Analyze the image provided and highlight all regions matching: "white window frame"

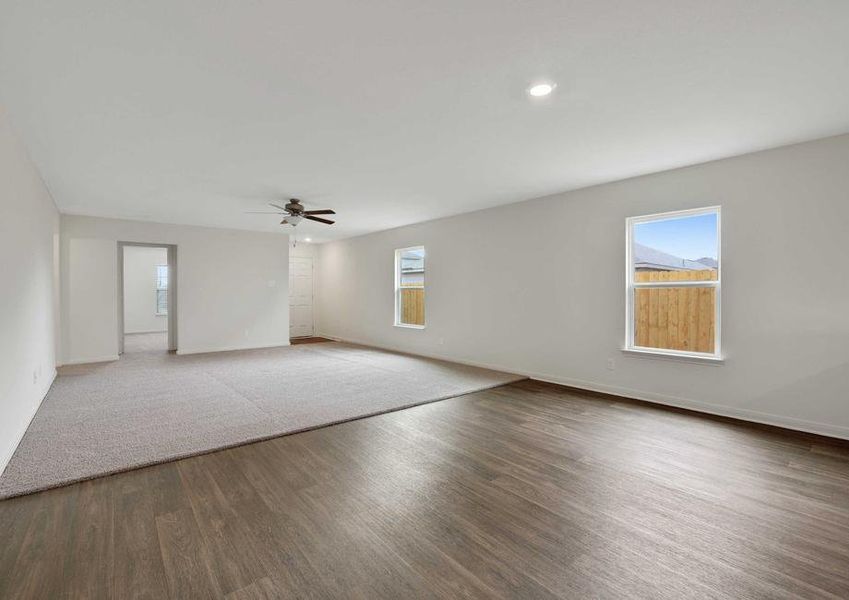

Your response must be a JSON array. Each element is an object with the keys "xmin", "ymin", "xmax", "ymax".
[
  {"xmin": 624, "ymin": 206, "xmax": 722, "ymax": 362},
  {"xmin": 394, "ymin": 246, "xmax": 425, "ymax": 329},
  {"xmin": 156, "ymin": 264, "xmax": 168, "ymax": 316}
]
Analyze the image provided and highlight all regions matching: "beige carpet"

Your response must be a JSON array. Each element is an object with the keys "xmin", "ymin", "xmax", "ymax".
[
  {"xmin": 123, "ymin": 331, "xmax": 168, "ymax": 352},
  {"xmin": 0, "ymin": 342, "xmax": 523, "ymax": 499}
]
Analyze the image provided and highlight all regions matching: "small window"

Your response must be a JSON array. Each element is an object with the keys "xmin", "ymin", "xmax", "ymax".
[
  {"xmin": 626, "ymin": 207, "xmax": 720, "ymax": 358},
  {"xmin": 156, "ymin": 264, "xmax": 168, "ymax": 315},
  {"xmin": 395, "ymin": 246, "xmax": 425, "ymax": 328}
]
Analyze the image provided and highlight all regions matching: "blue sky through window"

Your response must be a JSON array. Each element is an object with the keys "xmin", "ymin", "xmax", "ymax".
[{"xmin": 634, "ymin": 213, "xmax": 717, "ymax": 260}]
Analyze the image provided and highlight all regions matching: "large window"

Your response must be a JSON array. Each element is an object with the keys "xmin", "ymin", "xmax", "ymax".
[
  {"xmin": 156, "ymin": 264, "xmax": 168, "ymax": 315},
  {"xmin": 626, "ymin": 207, "xmax": 720, "ymax": 359},
  {"xmin": 395, "ymin": 246, "xmax": 425, "ymax": 327}
]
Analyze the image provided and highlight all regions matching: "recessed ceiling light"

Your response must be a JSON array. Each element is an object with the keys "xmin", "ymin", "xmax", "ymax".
[
  {"xmin": 528, "ymin": 82, "xmax": 555, "ymax": 97},
  {"xmin": 304, "ymin": 237, "xmax": 312, "ymax": 242}
]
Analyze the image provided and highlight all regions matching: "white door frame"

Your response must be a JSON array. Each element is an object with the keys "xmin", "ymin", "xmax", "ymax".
[{"xmin": 118, "ymin": 242, "xmax": 178, "ymax": 353}]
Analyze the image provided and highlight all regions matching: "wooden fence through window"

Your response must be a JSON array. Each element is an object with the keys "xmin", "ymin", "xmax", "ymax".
[
  {"xmin": 634, "ymin": 269, "xmax": 716, "ymax": 353},
  {"xmin": 400, "ymin": 287, "xmax": 425, "ymax": 326}
]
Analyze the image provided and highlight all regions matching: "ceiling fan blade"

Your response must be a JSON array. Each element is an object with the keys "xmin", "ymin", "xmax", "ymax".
[
  {"xmin": 304, "ymin": 215, "xmax": 335, "ymax": 225},
  {"xmin": 245, "ymin": 211, "xmax": 285, "ymax": 214},
  {"xmin": 269, "ymin": 202, "xmax": 287, "ymax": 211},
  {"xmin": 303, "ymin": 209, "xmax": 336, "ymax": 215},
  {"xmin": 280, "ymin": 219, "xmax": 289, "ymax": 225}
]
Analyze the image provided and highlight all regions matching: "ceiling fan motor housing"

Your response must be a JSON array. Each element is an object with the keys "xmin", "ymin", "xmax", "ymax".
[{"xmin": 285, "ymin": 199, "xmax": 304, "ymax": 214}]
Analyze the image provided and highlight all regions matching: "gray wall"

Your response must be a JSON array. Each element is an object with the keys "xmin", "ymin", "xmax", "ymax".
[
  {"xmin": 317, "ymin": 134, "xmax": 849, "ymax": 439},
  {"xmin": 0, "ymin": 110, "xmax": 60, "ymax": 473},
  {"xmin": 61, "ymin": 215, "xmax": 290, "ymax": 362}
]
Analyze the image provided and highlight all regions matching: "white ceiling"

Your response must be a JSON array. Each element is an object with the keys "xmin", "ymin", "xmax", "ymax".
[{"xmin": 2, "ymin": 1, "xmax": 848, "ymax": 242}]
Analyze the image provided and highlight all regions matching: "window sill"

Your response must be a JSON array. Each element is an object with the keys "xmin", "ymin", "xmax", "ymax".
[
  {"xmin": 622, "ymin": 347, "xmax": 724, "ymax": 365},
  {"xmin": 394, "ymin": 323, "xmax": 425, "ymax": 330}
]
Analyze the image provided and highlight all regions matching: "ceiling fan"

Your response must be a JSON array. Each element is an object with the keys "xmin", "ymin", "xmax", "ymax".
[{"xmin": 246, "ymin": 198, "xmax": 335, "ymax": 226}]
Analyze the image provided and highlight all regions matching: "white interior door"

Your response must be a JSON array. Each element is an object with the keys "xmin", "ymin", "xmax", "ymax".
[{"xmin": 289, "ymin": 256, "xmax": 313, "ymax": 338}]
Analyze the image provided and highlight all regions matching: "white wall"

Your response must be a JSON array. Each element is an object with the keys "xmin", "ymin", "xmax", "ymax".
[
  {"xmin": 0, "ymin": 109, "xmax": 60, "ymax": 473},
  {"xmin": 317, "ymin": 134, "xmax": 849, "ymax": 439},
  {"xmin": 123, "ymin": 246, "xmax": 168, "ymax": 334},
  {"xmin": 61, "ymin": 215, "xmax": 289, "ymax": 363}
]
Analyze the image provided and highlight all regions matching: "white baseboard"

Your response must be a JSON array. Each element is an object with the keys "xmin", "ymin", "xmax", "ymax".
[
  {"xmin": 527, "ymin": 372, "xmax": 849, "ymax": 441},
  {"xmin": 60, "ymin": 354, "xmax": 120, "ymax": 366},
  {"xmin": 0, "ymin": 369, "xmax": 57, "ymax": 476},
  {"xmin": 176, "ymin": 341, "xmax": 291, "ymax": 356},
  {"xmin": 319, "ymin": 332, "xmax": 849, "ymax": 441},
  {"xmin": 318, "ymin": 333, "xmax": 527, "ymax": 376}
]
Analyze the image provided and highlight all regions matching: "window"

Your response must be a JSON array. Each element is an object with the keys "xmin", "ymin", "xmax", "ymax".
[
  {"xmin": 395, "ymin": 246, "xmax": 425, "ymax": 327},
  {"xmin": 156, "ymin": 264, "xmax": 168, "ymax": 315},
  {"xmin": 626, "ymin": 207, "xmax": 720, "ymax": 359}
]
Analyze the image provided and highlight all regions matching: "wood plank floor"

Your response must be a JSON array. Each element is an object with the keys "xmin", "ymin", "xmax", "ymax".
[{"xmin": 1, "ymin": 379, "xmax": 848, "ymax": 599}]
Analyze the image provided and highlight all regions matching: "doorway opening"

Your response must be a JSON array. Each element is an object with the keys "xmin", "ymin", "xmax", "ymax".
[{"xmin": 118, "ymin": 243, "xmax": 178, "ymax": 355}]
